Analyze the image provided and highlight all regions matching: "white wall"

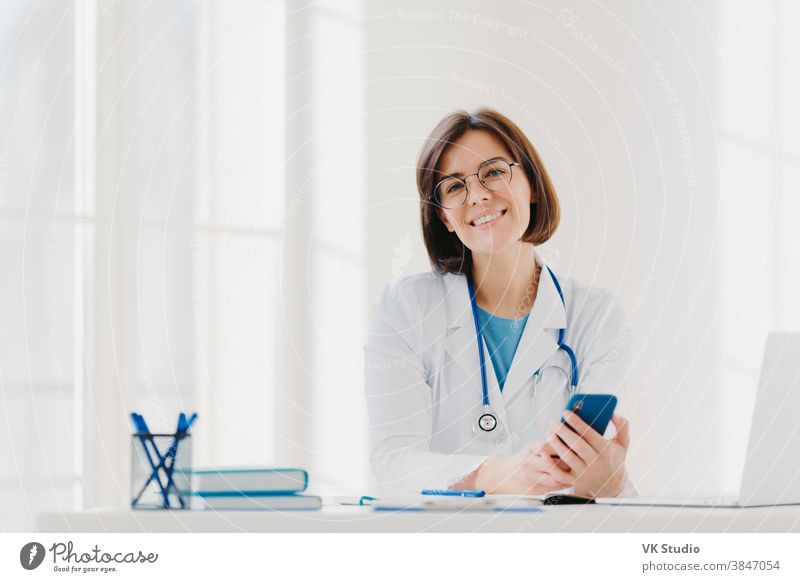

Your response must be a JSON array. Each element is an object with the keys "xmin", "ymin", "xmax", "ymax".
[{"xmin": 364, "ymin": 0, "xmax": 800, "ymax": 494}]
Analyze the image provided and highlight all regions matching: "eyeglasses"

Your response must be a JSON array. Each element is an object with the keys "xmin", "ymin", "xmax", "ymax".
[{"xmin": 434, "ymin": 158, "xmax": 520, "ymax": 209}]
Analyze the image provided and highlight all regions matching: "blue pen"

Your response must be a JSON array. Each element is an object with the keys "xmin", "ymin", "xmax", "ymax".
[
  {"xmin": 164, "ymin": 411, "xmax": 198, "ymax": 508},
  {"xmin": 420, "ymin": 489, "xmax": 485, "ymax": 497},
  {"xmin": 130, "ymin": 413, "xmax": 171, "ymax": 506},
  {"xmin": 184, "ymin": 412, "xmax": 198, "ymax": 431}
]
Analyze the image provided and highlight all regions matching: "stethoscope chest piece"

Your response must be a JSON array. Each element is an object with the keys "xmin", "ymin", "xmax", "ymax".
[{"xmin": 473, "ymin": 408, "xmax": 502, "ymax": 440}]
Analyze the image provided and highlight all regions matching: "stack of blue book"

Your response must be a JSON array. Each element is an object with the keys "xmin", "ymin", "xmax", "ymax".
[{"xmin": 184, "ymin": 468, "xmax": 321, "ymax": 510}]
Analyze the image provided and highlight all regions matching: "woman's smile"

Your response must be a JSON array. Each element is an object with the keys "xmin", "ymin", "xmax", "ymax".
[{"xmin": 468, "ymin": 207, "xmax": 507, "ymax": 229}]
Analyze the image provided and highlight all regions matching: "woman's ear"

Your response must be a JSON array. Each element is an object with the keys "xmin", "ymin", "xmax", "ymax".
[{"xmin": 436, "ymin": 208, "xmax": 455, "ymax": 233}]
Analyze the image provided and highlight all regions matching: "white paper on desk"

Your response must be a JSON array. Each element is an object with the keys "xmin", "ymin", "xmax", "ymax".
[
  {"xmin": 483, "ymin": 494, "xmax": 545, "ymax": 505},
  {"xmin": 372, "ymin": 496, "xmax": 543, "ymax": 511}
]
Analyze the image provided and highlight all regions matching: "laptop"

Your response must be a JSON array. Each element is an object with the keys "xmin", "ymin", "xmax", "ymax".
[{"xmin": 596, "ymin": 332, "xmax": 800, "ymax": 508}]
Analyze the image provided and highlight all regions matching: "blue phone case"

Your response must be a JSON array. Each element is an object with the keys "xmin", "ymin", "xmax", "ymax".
[{"xmin": 562, "ymin": 393, "xmax": 617, "ymax": 435}]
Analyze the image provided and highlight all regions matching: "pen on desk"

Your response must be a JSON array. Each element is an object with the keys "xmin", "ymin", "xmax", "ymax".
[{"xmin": 420, "ymin": 489, "xmax": 485, "ymax": 497}]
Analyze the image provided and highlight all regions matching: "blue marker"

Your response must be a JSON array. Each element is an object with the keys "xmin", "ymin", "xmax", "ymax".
[{"xmin": 420, "ymin": 489, "xmax": 485, "ymax": 498}]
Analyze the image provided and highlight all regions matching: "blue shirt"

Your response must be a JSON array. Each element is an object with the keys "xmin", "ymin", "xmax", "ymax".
[{"xmin": 475, "ymin": 305, "xmax": 530, "ymax": 392}]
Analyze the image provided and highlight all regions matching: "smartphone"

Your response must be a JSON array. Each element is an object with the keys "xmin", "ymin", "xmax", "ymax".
[{"xmin": 561, "ymin": 393, "xmax": 617, "ymax": 436}]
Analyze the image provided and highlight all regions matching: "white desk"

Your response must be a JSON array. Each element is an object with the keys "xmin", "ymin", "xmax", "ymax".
[{"xmin": 37, "ymin": 504, "xmax": 800, "ymax": 533}]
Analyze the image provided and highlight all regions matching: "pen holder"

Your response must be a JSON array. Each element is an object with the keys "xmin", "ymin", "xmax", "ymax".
[{"xmin": 130, "ymin": 431, "xmax": 192, "ymax": 510}]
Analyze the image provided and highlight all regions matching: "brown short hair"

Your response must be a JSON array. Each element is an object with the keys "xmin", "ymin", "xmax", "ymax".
[{"xmin": 416, "ymin": 108, "xmax": 560, "ymax": 274}]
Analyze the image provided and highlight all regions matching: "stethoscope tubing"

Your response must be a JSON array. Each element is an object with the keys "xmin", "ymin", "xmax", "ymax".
[{"xmin": 468, "ymin": 266, "xmax": 579, "ymax": 437}]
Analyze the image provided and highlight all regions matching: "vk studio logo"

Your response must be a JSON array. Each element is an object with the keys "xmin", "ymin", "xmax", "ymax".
[{"xmin": 20, "ymin": 542, "xmax": 46, "ymax": 570}]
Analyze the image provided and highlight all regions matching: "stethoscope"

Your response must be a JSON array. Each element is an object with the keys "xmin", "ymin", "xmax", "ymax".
[{"xmin": 468, "ymin": 266, "xmax": 579, "ymax": 441}]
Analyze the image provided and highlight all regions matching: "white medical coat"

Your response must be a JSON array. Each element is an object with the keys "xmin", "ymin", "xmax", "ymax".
[{"xmin": 363, "ymin": 254, "xmax": 635, "ymax": 496}]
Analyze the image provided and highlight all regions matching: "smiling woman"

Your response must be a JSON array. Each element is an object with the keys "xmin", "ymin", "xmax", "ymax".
[
  {"xmin": 363, "ymin": 108, "xmax": 636, "ymax": 498},
  {"xmin": 417, "ymin": 109, "xmax": 560, "ymax": 276}
]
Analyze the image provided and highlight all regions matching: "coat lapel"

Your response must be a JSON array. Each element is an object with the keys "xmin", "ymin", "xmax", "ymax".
[
  {"xmin": 442, "ymin": 274, "xmax": 482, "ymax": 396},
  {"xmin": 442, "ymin": 275, "xmax": 512, "ymax": 443},
  {"xmin": 500, "ymin": 265, "xmax": 567, "ymax": 405}
]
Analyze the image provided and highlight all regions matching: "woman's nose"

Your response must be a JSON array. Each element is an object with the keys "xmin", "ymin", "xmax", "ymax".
[{"xmin": 465, "ymin": 175, "xmax": 491, "ymax": 205}]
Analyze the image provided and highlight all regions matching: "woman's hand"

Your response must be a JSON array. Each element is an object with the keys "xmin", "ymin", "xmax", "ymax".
[
  {"xmin": 537, "ymin": 413, "xmax": 630, "ymax": 498},
  {"xmin": 470, "ymin": 443, "xmax": 572, "ymax": 495}
]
